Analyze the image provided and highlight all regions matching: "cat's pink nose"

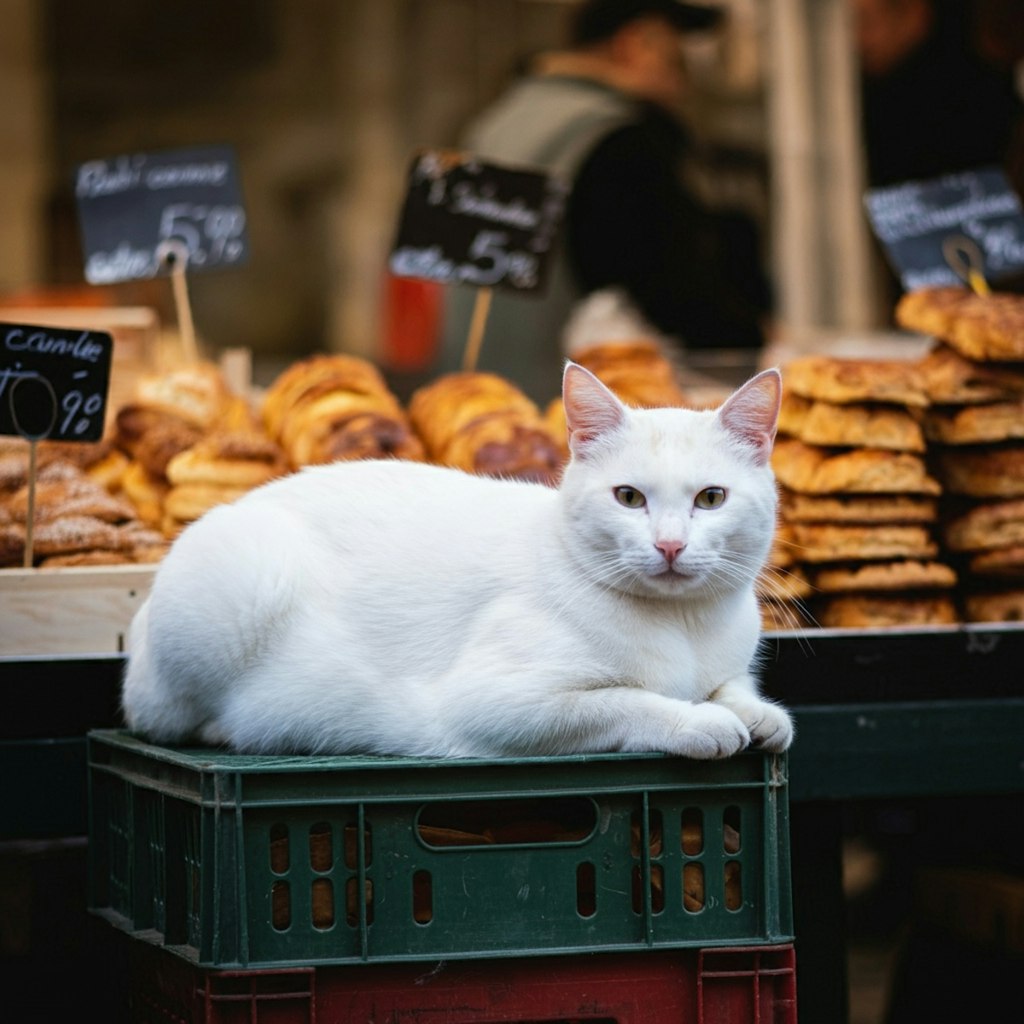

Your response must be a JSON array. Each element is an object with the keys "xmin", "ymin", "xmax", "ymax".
[{"xmin": 656, "ymin": 539, "xmax": 684, "ymax": 564}]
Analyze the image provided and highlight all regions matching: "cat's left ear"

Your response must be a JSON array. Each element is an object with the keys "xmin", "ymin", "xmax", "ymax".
[
  {"xmin": 563, "ymin": 361, "xmax": 626, "ymax": 458},
  {"xmin": 717, "ymin": 368, "xmax": 782, "ymax": 466}
]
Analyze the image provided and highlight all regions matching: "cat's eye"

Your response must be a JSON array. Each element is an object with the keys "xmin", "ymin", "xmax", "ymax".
[
  {"xmin": 614, "ymin": 486, "xmax": 646, "ymax": 509},
  {"xmin": 695, "ymin": 487, "xmax": 727, "ymax": 510}
]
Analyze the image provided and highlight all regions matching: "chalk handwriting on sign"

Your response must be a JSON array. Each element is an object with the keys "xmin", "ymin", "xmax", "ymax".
[
  {"xmin": 74, "ymin": 144, "xmax": 249, "ymax": 285},
  {"xmin": 0, "ymin": 322, "xmax": 113, "ymax": 442},
  {"xmin": 389, "ymin": 151, "xmax": 568, "ymax": 293},
  {"xmin": 864, "ymin": 166, "xmax": 1024, "ymax": 290}
]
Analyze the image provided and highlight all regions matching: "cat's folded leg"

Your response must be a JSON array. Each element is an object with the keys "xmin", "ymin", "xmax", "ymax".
[
  {"xmin": 450, "ymin": 684, "xmax": 752, "ymax": 760},
  {"xmin": 708, "ymin": 676, "xmax": 795, "ymax": 752}
]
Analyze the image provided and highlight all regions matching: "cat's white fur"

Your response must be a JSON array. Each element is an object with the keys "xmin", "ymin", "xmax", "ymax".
[{"xmin": 122, "ymin": 363, "xmax": 793, "ymax": 759}]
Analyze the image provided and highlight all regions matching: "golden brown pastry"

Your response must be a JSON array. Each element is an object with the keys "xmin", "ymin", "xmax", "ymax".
[
  {"xmin": 86, "ymin": 447, "xmax": 131, "ymax": 493},
  {"xmin": 767, "ymin": 523, "xmax": 798, "ymax": 568},
  {"xmin": 917, "ymin": 344, "xmax": 1024, "ymax": 405},
  {"xmin": 964, "ymin": 590, "xmax": 1024, "ymax": 622},
  {"xmin": 772, "ymin": 438, "xmax": 941, "ymax": 495},
  {"xmin": 0, "ymin": 524, "xmax": 25, "ymax": 567},
  {"xmin": 968, "ymin": 544, "xmax": 1024, "ymax": 578},
  {"xmin": 760, "ymin": 600, "xmax": 818, "ymax": 632},
  {"xmin": 409, "ymin": 371, "xmax": 564, "ymax": 484},
  {"xmin": 263, "ymin": 354, "xmax": 425, "ymax": 467},
  {"xmin": 782, "ymin": 355, "xmax": 929, "ymax": 407},
  {"xmin": 120, "ymin": 462, "xmax": 169, "ymax": 529},
  {"xmin": 779, "ymin": 490, "xmax": 938, "ymax": 524},
  {"xmin": 130, "ymin": 420, "xmax": 205, "ymax": 479},
  {"xmin": 132, "ymin": 361, "xmax": 233, "ymax": 430},
  {"xmin": 923, "ymin": 399, "xmax": 1024, "ymax": 445},
  {"xmin": 6, "ymin": 475, "xmax": 137, "ymax": 525},
  {"xmin": 788, "ymin": 523, "xmax": 938, "ymax": 562},
  {"xmin": 937, "ymin": 444, "xmax": 1024, "ymax": 497},
  {"xmin": 166, "ymin": 432, "xmax": 289, "ymax": 490},
  {"xmin": 895, "ymin": 285, "xmax": 974, "ymax": 339},
  {"xmin": 816, "ymin": 594, "xmax": 958, "ymax": 629},
  {"xmin": 945, "ymin": 291, "xmax": 1024, "ymax": 362},
  {"xmin": 29, "ymin": 515, "xmax": 124, "ymax": 558},
  {"xmin": 163, "ymin": 483, "xmax": 252, "ymax": 525},
  {"xmin": 779, "ymin": 393, "xmax": 926, "ymax": 452},
  {"xmin": 942, "ymin": 499, "xmax": 1024, "ymax": 551},
  {"xmin": 811, "ymin": 560, "xmax": 956, "ymax": 593},
  {"xmin": 571, "ymin": 339, "xmax": 689, "ymax": 408},
  {"xmin": 756, "ymin": 563, "xmax": 813, "ymax": 602}
]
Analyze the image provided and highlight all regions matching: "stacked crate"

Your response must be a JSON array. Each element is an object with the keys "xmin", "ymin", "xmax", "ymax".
[{"xmin": 87, "ymin": 730, "xmax": 797, "ymax": 1022}]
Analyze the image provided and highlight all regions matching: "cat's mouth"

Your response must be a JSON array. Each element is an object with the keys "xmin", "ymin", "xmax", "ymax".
[{"xmin": 650, "ymin": 565, "xmax": 695, "ymax": 582}]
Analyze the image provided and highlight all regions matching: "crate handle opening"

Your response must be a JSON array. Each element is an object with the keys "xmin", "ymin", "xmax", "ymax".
[{"xmin": 416, "ymin": 796, "xmax": 598, "ymax": 849}]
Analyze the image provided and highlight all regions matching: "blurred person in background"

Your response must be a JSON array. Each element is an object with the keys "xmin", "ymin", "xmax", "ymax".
[
  {"xmin": 438, "ymin": 0, "xmax": 772, "ymax": 404},
  {"xmin": 853, "ymin": 0, "xmax": 1022, "ymax": 188},
  {"xmin": 852, "ymin": 0, "xmax": 1024, "ymax": 303}
]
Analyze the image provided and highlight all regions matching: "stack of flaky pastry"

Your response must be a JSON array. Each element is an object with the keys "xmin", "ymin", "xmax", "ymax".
[
  {"xmin": 768, "ymin": 355, "xmax": 957, "ymax": 629},
  {"xmin": 113, "ymin": 361, "xmax": 289, "ymax": 538},
  {"xmin": 897, "ymin": 285, "xmax": 1024, "ymax": 623}
]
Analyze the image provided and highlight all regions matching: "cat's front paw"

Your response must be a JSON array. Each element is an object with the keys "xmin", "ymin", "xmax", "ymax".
[
  {"xmin": 669, "ymin": 703, "xmax": 750, "ymax": 760},
  {"xmin": 733, "ymin": 700, "xmax": 794, "ymax": 752}
]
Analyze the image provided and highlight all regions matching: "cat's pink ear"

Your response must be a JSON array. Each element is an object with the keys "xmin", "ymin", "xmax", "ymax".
[
  {"xmin": 717, "ymin": 368, "xmax": 781, "ymax": 465},
  {"xmin": 563, "ymin": 362, "xmax": 625, "ymax": 457}
]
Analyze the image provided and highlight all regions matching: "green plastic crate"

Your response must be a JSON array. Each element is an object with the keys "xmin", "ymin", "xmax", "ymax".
[{"xmin": 87, "ymin": 729, "xmax": 792, "ymax": 969}]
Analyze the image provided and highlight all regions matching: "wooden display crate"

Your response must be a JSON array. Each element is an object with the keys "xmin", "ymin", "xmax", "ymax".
[{"xmin": 0, "ymin": 564, "xmax": 155, "ymax": 656}]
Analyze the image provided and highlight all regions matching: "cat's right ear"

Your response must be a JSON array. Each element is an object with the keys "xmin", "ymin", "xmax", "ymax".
[{"xmin": 563, "ymin": 362, "xmax": 626, "ymax": 458}]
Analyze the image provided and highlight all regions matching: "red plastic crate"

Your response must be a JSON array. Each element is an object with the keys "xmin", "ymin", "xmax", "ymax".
[{"xmin": 121, "ymin": 936, "xmax": 797, "ymax": 1023}]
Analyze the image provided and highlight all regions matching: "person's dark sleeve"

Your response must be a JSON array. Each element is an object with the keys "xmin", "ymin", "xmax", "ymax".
[{"xmin": 566, "ymin": 121, "xmax": 770, "ymax": 349}]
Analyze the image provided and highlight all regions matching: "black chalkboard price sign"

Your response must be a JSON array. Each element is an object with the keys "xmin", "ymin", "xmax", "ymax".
[
  {"xmin": 74, "ymin": 144, "xmax": 249, "ymax": 285},
  {"xmin": 0, "ymin": 322, "xmax": 113, "ymax": 443},
  {"xmin": 389, "ymin": 150, "xmax": 568, "ymax": 294},
  {"xmin": 864, "ymin": 166, "xmax": 1024, "ymax": 290}
]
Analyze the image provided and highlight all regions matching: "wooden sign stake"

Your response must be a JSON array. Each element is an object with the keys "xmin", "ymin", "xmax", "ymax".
[
  {"xmin": 156, "ymin": 240, "xmax": 200, "ymax": 364},
  {"xmin": 462, "ymin": 286, "xmax": 493, "ymax": 372},
  {"xmin": 23, "ymin": 440, "xmax": 38, "ymax": 568},
  {"xmin": 942, "ymin": 234, "xmax": 991, "ymax": 296},
  {"xmin": 8, "ymin": 374, "xmax": 58, "ymax": 569}
]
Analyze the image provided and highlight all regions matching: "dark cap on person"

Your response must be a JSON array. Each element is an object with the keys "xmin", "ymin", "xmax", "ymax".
[{"xmin": 571, "ymin": 0, "xmax": 724, "ymax": 45}]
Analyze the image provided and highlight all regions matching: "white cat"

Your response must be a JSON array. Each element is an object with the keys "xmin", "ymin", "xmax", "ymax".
[{"xmin": 122, "ymin": 362, "xmax": 793, "ymax": 759}]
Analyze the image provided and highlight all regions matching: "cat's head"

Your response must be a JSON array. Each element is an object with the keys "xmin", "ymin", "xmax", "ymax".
[{"xmin": 557, "ymin": 362, "xmax": 781, "ymax": 601}]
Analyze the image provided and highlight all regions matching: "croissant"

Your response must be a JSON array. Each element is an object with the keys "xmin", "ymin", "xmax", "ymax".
[
  {"xmin": 408, "ymin": 372, "xmax": 564, "ymax": 484},
  {"xmin": 545, "ymin": 339, "xmax": 689, "ymax": 446},
  {"xmin": 262, "ymin": 354, "xmax": 425, "ymax": 467},
  {"xmin": 572, "ymin": 339, "xmax": 690, "ymax": 409}
]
